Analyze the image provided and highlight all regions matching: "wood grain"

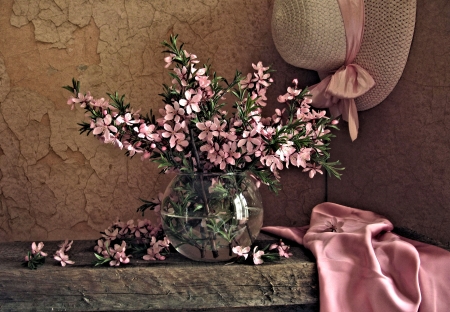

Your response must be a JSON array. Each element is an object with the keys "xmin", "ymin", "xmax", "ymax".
[{"xmin": 0, "ymin": 237, "xmax": 319, "ymax": 311}]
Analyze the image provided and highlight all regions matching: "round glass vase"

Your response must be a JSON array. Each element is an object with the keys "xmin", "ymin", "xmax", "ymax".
[{"xmin": 160, "ymin": 172, "xmax": 264, "ymax": 262}]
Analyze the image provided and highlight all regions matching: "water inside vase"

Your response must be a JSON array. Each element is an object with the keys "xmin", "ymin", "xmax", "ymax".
[{"xmin": 162, "ymin": 207, "xmax": 263, "ymax": 262}]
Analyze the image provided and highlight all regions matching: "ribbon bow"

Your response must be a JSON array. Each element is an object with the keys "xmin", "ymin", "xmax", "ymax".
[
  {"xmin": 310, "ymin": 64, "xmax": 375, "ymax": 141},
  {"xmin": 309, "ymin": 0, "xmax": 375, "ymax": 141}
]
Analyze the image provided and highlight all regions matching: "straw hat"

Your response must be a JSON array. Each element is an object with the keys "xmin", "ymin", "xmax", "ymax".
[{"xmin": 272, "ymin": 0, "xmax": 416, "ymax": 112}]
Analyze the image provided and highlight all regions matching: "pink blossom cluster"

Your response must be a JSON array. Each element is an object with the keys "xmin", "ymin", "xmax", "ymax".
[
  {"xmin": 94, "ymin": 217, "xmax": 169, "ymax": 266},
  {"xmin": 269, "ymin": 240, "xmax": 293, "ymax": 258},
  {"xmin": 101, "ymin": 218, "xmax": 164, "ymax": 244},
  {"xmin": 53, "ymin": 239, "xmax": 75, "ymax": 266},
  {"xmin": 24, "ymin": 242, "xmax": 47, "ymax": 261},
  {"xmin": 232, "ymin": 239, "xmax": 292, "ymax": 265},
  {"xmin": 94, "ymin": 240, "xmax": 131, "ymax": 266},
  {"xmin": 65, "ymin": 35, "xmax": 342, "ymax": 191},
  {"xmin": 23, "ymin": 241, "xmax": 48, "ymax": 269},
  {"xmin": 142, "ymin": 236, "xmax": 171, "ymax": 261},
  {"xmin": 23, "ymin": 240, "xmax": 75, "ymax": 269}
]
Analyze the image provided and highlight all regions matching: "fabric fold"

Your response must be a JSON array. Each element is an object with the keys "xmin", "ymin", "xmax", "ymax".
[{"xmin": 262, "ymin": 202, "xmax": 450, "ymax": 312}]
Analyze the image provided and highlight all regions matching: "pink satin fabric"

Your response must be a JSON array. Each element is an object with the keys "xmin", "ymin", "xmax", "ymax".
[
  {"xmin": 309, "ymin": 0, "xmax": 375, "ymax": 141},
  {"xmin": 263, "ymin": 202, "xmax": 450, "ymax": 312}
]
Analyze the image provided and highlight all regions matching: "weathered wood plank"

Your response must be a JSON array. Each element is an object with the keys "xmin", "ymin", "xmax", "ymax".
[{"xmin": 0, "ymin": 236, "xmax": 318, "ymax": 311}]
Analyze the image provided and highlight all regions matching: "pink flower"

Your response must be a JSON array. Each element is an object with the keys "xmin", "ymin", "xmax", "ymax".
[
  {"xmin": 271, "ymin": 108, "xmax": 285, "ymax": 124},
  {"xmin": 123, "ymin": 141, "xmax": 143, "ymax": 157},
  {"xmin": 254, "ymin": 88, "xmax": 268, "ymax": 107},
  {"xmin": 252, "ymin": 68, "xmax": 272, "ymax": 91},
  {"xmin": 276, "ymin": 143, "xmax": 296, "ymax": 167},
  {"xmin": 91, "ymin": 97, "xmax": 113, "ymax": 109},
  {"xmin": 252, "ymin": 61, "xmax": 270, "ymax": 72},
  {"xmin": 143, "ymin": 237, "xmax": 170, "ymax": 261},
  {"xmin": 115, "ymin": 112, "xmax": 140, "ymax": 126},
  {"xmin": 161, "ymin": 123, "xmax": 185, "ymax": 147},
  {"xmin": 218, "ymin": 142, "xmax": 241, "ymax": 168},
  {"xmin": 277, "ymin": 94, "xmax": 288, "ymax": 103},
  {"xmin": 325, "ymin": 217, "xmax": 344, "ymax": 233},
  {"xmin": 240, "ymin": 73, "xmax": 254, "ymax": 89},
  {"xmin": 287, "ymin": 86, "xmax": 301, "ymax": 98},
  {"xmin": 195, "ymin": 75, "xmax": 211, "ymax": 89},
  {"xmin": 196, "ymin": 120, "xmax": 219, "ymax": 144},
  {"xmin": 184, "ymin": 50, "xmax": 199, "ymax": 64},
  {"xmin": 150, "ymin": 193, "xmax": 164, "ymax": 212},
  {"xmin": 232, "ymin": 246, "xmax": 250, "ymax": 260},
  {"xmin": 277, "ymin": 80, "xmax": 301, "ymax": 103},
  {"xmin": 54, "ymin": 250, "xmax": 75, "ymax": 266},
  {"xmin": 289, "ymin": 148, "xmax": 312, "ymax": 169},
  {"xmin": 67, "ymin": 92, "xmax": 92, "ymax": 110},
  {"xmin": 94, "ymin": 239, "xmax": 106, "ymax": 254},
  {"xmin": 164, "ymin": 53, "xmax": 176, "ymax": 68},
  {"xmin": 110, "ymin": 241, "xmax": 130, "ymax": 266},
  {"xmin": 173, "ymin": 66, "xmax": 188, "ymax": 87},
  {"xmin": 161, "ymin": 122, "xmax": 188, "ymax": 151},
  {"xmin": 138, "ymin": 123, "xmax": 160, "ymax": 142},
  {"xmin": 200, "ymin": 142, "xmax": 220, "ymax": 164},
  {"xmin": 252, "ymin": 247, "xmax": 265, "ymax": 265},
  {"xmin": 310, "ymin": 109, "xmax": 327, "ymax": 120},
  {"xmin": 92, "ymin": 114, "xmax": 117, "ymax": 137},
  {"xmin": 260, "ymin": 154, "xmax": 284, "ymax": 172},
  {"xmin": 102, "ymin": 132, "xmax": 123, "ymax": 149},
  {"xmin": 178, "ymin": 90, "xmax": 202, "ymax": 115},
  {"xmin": 31, "ymin": 242, "xmax": 48, "ymax": 256},
  {"xmin": 141, "ymin": 150, "xmax": 151, "ymax": 160},
  {"xmin": 238, "ymin": 129, "xmax": 261, "ymax": 154},
  {"xmin": 191, "ymin": 66, "xmax": 206, "ymax": 76},
  {"xmin": 303, "ymin": 163, "xmax": 323, "ymax": 178},
  {"xmin": 102, "ymin": 228, "xmax": 119, "ymax": 240},
  {"xmin": 58, "ymin": 239, "xmax": 73, "ymax": 253},
  {"xmin": 164, "ymin": 102, "xmax": 185, "ymax": 122},
  {"xmin": 134, "ymin": 219, "xmax": 149, "ymax": 238},
  {"xmin": 277, "ymin": 241, "xmax": 293, "ymax": 258},
  {"xmin": 213, "ymin": 118, "xmax": 229, "ymax": 139}
]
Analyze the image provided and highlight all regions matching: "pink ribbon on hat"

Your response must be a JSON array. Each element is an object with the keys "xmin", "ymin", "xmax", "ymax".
[{"xmin": 309, "ymin": 0, "xmax": 375, "ymax": 141}]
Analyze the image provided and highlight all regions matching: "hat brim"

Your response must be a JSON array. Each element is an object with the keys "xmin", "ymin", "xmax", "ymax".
[
  {"xmin": 272, "ymin": 0, "xmax": 417, "ymax": 111},
  {"xmin": 355, "ymin": 0, "xmax": 416, "ymax": 111}
]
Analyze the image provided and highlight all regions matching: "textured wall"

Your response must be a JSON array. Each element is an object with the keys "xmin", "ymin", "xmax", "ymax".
[
  {"xmin": 1, "ymin": 0, "xmax": 447, "ymax": 245},
  {"xmin": 0, "ymin": 0, "xmax": 323, "ymax": 242},
  {"xmin": 327, "ymin": 0, "xmax": 450, "ymax": 245}
]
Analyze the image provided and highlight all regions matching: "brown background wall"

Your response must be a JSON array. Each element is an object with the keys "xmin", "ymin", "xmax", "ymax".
[
  {"xmin": 0, "ymin": 0, "xmax": 448, "ymax": 245},
  {"xmin": 328, "ymin": 0, "xmax": 450, "ymax": 245}
]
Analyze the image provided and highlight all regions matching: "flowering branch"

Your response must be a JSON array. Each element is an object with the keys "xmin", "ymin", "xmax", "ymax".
[
  {"xmin": 54, "ymin": 239, "xmax": 75, "ymax": 266},
  {"xmin": 22, "ymin": 242, "xmax": 47, "ymax": 270},
  {"xmin": 63, "ymin": 34, "xmax": 343, "ymax": 203},
  {"xmin": 22, "ymin": 240, "xmax": 75, "ymax": 269},
  {"xmin": 230, "ymin": 239, "xmax": 293, "ymax": 265},
  {"xmin": 63, "ymin": 34, "xmax": 344, "ymax": 261},
  {"xmin": 92, "ymin": 218, "xmax": 170, "ymax": 266}
]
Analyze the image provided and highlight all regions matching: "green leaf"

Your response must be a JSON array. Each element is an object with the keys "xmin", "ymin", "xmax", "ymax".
[{"xmin": 193, "ymin": 203, "xmax": 203, "ymax": 212}]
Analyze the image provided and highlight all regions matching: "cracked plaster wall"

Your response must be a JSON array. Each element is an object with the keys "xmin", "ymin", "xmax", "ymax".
[
  {"xmin": 0, "ymin": 0, "xmax": 448, "ymax": 245},
  {"xmin": 0, "ymin": 0, "xmax": 322, "ymax": 242}
]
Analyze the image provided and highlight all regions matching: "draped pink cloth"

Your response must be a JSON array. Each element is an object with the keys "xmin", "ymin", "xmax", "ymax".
[
  {"xmin": 309, "ymin": 0, "xmax": 375, "ymax": 141},
  {"xmin": 263, "ymin": 202, "xmax": 450, "ymax": 312}
]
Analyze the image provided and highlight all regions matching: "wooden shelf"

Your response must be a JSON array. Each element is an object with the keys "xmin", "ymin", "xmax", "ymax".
[{"xmin": 0, "ymin": 234, "xmax": 319, "ymax": 311}]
